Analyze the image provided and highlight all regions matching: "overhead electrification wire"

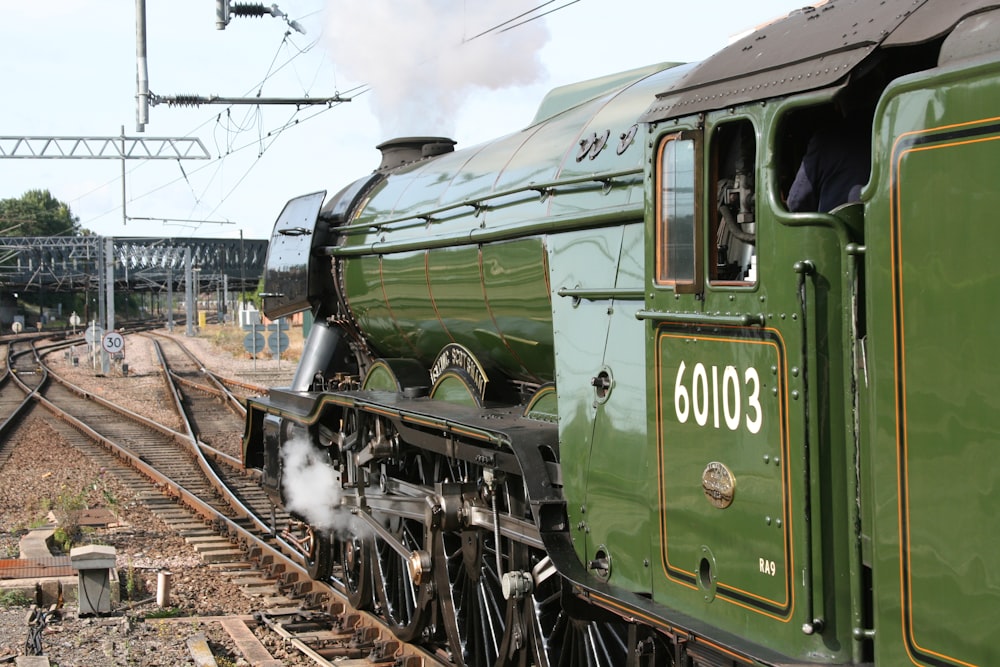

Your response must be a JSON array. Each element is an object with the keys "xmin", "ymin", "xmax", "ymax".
[
  {"xmin": 498, "ymin": 1, "xmax": 581, "ymax": 34},
  {"xmin": 462, "ymin": 0, "xmax": 579, "ymax": 42}
]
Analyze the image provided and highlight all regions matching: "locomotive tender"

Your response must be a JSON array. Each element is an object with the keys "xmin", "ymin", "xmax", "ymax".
[{"xmin": 243, "ymin": 1, "xmax": 1000, "ymax": 664}]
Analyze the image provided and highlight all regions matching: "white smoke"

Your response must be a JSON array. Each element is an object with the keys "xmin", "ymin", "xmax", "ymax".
[
  {"xmin": 324, "ymin": 1, "xmax": 550, "ymax": 137},
  {"xmin": 281, "ymin": 434, "xmax": 349, "ymax": 532}
]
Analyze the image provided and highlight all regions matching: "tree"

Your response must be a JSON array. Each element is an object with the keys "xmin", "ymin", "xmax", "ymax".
[{"xmin": 0, "ymin": 189, "xmax": 82, "ymax": 236}]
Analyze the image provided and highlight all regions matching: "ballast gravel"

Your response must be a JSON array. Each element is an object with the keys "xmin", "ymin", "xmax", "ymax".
[{"xmin": 0, "ymin": 328, "xmax": 309, "ymax": 666}]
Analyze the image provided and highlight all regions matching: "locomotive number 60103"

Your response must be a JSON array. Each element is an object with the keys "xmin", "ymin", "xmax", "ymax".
[{"xmin": 673, "ymin": 361, "xmax": 763, "ymax": 434}]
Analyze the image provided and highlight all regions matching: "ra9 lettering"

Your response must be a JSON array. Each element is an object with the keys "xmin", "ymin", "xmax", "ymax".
[{"xmin": 673, "ymin": 361, "xmax": 762, "ymax": 434}]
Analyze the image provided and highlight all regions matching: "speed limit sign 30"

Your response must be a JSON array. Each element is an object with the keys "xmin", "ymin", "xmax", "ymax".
[{"xmin": 102, "ymin": 332, "xmax": 125, "ymax": 354}]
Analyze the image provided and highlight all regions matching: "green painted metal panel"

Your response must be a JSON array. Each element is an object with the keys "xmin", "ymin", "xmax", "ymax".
[
  {"xmin": 343, "ymin": 241, "xmax": 555, "ymax": 384},
  {"xmin": 654, "ymin": 329, "xmax": 791, "ymax": 614},
  {"xmin": 363, "ymin": 361, "xmax": 399, "ymax": 391},
  {"xmin": 577, "ymin": 223, "xmax": 651, "ymax": 592},
  {"xmin": 429, "ymin": 373, "xmax": 480, "ymax": 406},
  {"xmin": 343, "ymin": 252, "xmax": 427, "ymax": 358},
  {"xmin": 866, "ymin": 67, "xmax": 1000, "ymax": 667},
  {"xmin": 523, "ymin": 384, "xmax": 558, "ymax": 422},
  {"xmin": 480, "ymin": 239, "xmax": 552, "ymax": 382},
  {"xmin": 531, "ymin": 63, "xmax": 682, "ymax": 124},
  {"xmin": 550, "ymin": 222, "xmax": 654, "ymax": 590},
  {"xmin": 550, "ymin": 226, "xmax": 630, "ymax": 566},
  {"xmin": 376, "ymin": 250, "xmax": 438, "ymax": 358},
  {"xmin": 341, "ymin": 256, "xmax": 399, "ymax": 355},
  {"xmin": 424, "ymin": 246, "xmax": 493, "ymax": 363},
  {"xmin": 580, "ymin": 295, "xmax": 652, "ymax": 592}
]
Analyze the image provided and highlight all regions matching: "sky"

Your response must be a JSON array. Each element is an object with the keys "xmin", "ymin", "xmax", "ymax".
[{"xmin": 0, "ymin": 1, "xmax": 816, "ymax": 242}]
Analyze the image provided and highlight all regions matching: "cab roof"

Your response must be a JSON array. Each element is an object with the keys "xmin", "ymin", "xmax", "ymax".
[{"xmin": 640, "ymin": 0, "xmax": 1000, "ymax": 123}]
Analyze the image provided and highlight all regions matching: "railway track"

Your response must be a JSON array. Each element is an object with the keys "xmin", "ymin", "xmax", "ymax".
[
  {"xmin": 1, "ymin": 331, "xmax": 441, "ymax": 666},
  {"xmin": 148, "ymin": 332, "xmax": 249, "ymax": 459},
  {"xmin": 0, "ymin": 338, "xmax": 68, "ymax": 469}
]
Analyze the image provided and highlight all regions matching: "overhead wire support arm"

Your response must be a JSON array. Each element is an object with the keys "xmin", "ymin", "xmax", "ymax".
[{"xmin": 152, "ymin": 94, "xmax": 351, "ymax": 108}]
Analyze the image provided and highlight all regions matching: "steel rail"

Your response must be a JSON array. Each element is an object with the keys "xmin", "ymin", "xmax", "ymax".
[
  {"xmin": 149, "ymin": 337, "xmax": 274, "ymax": 538},
  {"xmin": 29, "ymin": 336, "xmax": 443, "ymax": 666},
  {"xmin": 146, "ymin": 331, "xmax": 249, "ymax": 417},
  {"xmin": 28, "ymin": 342, "xmax": 307, "ymax": 584}
]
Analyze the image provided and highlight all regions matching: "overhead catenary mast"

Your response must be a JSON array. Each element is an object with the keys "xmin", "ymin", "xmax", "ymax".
[{"xmin": 135, "ymin": 0, "xmax": 351, "ymax": 131}]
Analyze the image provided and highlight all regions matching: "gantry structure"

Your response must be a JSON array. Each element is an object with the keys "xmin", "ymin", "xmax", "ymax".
[{"xmin": 0, "ymin": 236, "xmax": 268, "ymax": 294}]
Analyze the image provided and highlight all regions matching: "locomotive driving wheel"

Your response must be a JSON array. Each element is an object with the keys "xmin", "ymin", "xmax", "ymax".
[
  {"xmin": 500, "ymin": 549, "xmax": 673, "ymax": 667},
  {"xmin": 371, "ymin": 448, "xmax": 434, "ymax": 642},
  {"xmin": 496, "ymin": 547, "xmax": 554, "ymax": 667},
  {"xmin": 335, "ymin": 530, "xmax": 371, "ymax": 610},
  {"xmin": 301, "ymin": 525, "xmax": 332, "ymax": 581},
  {"xmin": 431, "ymin": 456, "xmax": 518, "ymax": 666},
  {"xmin": 322, "ymin": 405, "xmax": 371, "ymax": 606}
]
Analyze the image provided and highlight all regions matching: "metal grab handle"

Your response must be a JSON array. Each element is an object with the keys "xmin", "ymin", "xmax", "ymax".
[{"xmin": 794, "ymin": 260, "xmax": 825, "ymax": 636}]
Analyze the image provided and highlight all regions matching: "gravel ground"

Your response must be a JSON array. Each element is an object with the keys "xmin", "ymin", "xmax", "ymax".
[{"xmin": 0, "ymin": 327, "xmax": 303, "ymax": 666}]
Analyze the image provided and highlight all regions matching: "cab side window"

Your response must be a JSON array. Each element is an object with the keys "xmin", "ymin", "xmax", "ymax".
[
  {"xmin": 710, "ymin": 120, "xmax": 757, "ymax": 285},
  {"xmin": 655, "ymin": 132, "xmax": 701, "ymax": 292}
]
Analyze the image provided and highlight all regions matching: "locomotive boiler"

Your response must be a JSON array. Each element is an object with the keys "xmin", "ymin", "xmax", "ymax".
[{"xmin": 243, "ymin": 1, "xmax": 1000, "ymax": 664}]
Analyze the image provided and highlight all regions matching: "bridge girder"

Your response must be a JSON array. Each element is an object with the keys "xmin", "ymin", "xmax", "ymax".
[{"xmin": 0, "ymin": 236, "xmax": 268, "ymax": 294}]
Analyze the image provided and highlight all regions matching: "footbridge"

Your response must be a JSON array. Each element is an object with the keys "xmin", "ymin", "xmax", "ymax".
[{"xmin": 0, "ymin": 236, "xmax": 268, "ymax": 293}]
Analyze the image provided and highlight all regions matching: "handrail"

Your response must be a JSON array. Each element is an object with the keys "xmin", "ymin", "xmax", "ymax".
[{"xmin": 635, "ymin": 310, "xmax": 765, "ymax": 327}]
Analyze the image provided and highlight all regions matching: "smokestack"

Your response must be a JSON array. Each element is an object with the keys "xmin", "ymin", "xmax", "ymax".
[{"xmin": 376, "ymin": 137, "xmax": 456, "ymax": 171}]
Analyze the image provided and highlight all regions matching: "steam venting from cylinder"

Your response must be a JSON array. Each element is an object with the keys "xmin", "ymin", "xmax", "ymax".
[
  {"xmin": 376, "ymin": 137, "xmax": 456, "ymax": 171},
  {"xmin": 322, "ymin": 1, "xmax": 550, "ymax": 138}
]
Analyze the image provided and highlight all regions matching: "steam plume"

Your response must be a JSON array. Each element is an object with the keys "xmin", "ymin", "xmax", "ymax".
[
  {"xmin": 324, "ymin": 1, "xmax": 550, "ymax": 137},
  {"xmin": 281, "ymin": 434, "xmax": 348, "ymax": 532}
]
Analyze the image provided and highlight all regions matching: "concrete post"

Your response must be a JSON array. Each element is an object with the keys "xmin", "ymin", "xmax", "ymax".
[{"xmin": 70, "ymin": 545, "xmax": 116, "ymax": 615}]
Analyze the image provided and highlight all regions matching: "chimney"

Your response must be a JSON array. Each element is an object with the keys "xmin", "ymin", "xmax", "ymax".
[{"xmin": 376, "ymin": 136, "xmax": 456, "ymax": 171}]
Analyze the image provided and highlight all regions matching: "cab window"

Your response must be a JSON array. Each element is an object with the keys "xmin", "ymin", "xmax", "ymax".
[
  {"xmin": 709, "ymin": 119, "xmax": 757, "ymax": 285},
  {"xmin": 655, "ymin": 132, "xmax": 700, "ymax": 290}
]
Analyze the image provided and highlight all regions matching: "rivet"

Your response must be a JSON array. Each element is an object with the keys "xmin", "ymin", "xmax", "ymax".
[{"xmin": 792, "ymin": 390, "xmax": 800, "ymax": 400}]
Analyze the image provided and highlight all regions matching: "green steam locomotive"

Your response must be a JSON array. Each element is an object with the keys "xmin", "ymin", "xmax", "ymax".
[{"xmin": 243, "ymin": 1, "xmax": 1000, "ymax": 664}]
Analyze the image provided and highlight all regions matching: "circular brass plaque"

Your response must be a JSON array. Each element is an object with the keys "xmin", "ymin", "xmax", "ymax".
[{"xmin": 702, "ymin": 462, "xmax": 736, "ymax": 509}]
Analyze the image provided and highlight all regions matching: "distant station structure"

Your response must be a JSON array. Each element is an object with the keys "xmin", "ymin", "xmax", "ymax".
[{"xmin": 0, "ymin": 236, "xmax": 268, "ymax": 330}]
